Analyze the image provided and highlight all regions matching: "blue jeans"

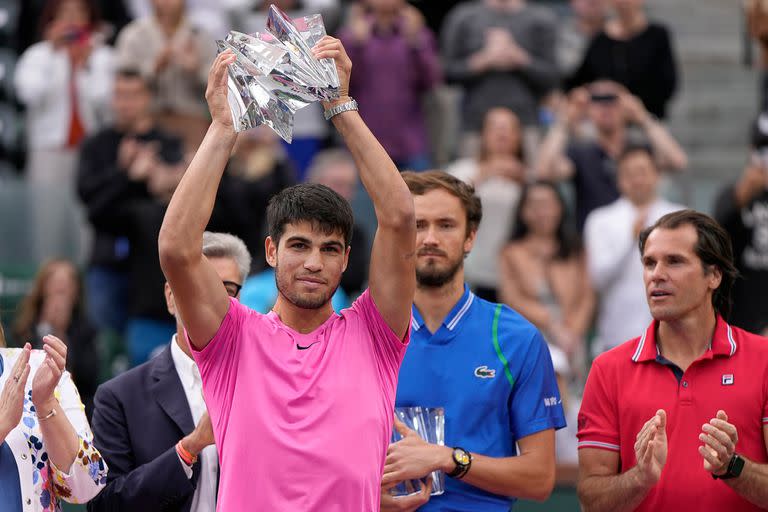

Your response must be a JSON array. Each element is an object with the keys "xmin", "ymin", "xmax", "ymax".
[
  {"xmin": 125, "ymin": 317, "xmax": 176, "ymax": 367},
  {"xmin": 85, "ymin": 266, "xmax": 130, "ymax": 333}
]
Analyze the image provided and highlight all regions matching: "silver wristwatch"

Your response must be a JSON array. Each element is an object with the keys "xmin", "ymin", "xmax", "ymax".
[{"xmin": 323, "ymin": 98, "xmax": 358, "ymax": 121}]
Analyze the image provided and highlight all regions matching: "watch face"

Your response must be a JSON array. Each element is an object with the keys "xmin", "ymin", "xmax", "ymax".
[
  {"xmin": 731, "ymin": 454, "xmax": 745, "ymax": 477},
  {"xmin": 453, "ymin": 449, "xmax": 470, "ymax": 465}
]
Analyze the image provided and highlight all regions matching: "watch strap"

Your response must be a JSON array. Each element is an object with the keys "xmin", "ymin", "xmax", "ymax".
[
  {"xmin": 712, "ymin": 453, "xmax": 744, "ymax": 480},
  {"xmin": 447, "ymin": 446, "xmax": 472, "ymax": 479},
  {"xmin": 323, "ymin": 98, "xmax": 358, "ymax": 121}
]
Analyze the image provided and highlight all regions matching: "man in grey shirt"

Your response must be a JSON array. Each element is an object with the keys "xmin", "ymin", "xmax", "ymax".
[{"xmin": 442, "ymin": 0, "xmax": 559, "ymax": 133}]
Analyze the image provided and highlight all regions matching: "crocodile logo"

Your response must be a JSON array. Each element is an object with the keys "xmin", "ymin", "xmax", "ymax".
[{"xmin": 474, "ymin": 366, "xmax": 496, "ymax": 379}]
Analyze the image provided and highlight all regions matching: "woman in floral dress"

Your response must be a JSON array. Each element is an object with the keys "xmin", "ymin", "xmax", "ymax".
[{"xmin": 0, "ymin": 323, "xmax": 107, "ymax": 510}]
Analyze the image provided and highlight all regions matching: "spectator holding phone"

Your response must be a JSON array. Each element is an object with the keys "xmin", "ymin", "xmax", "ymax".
[
  {"xmin": 537, "ymin": 80, "xmax": 687, "ymax": 230},
  {"xmin": 714, "ymin": 113, "xmax": 768, "ymax": 335},
  {"xmin": 15, "ymin": 0, "xmax": 114, "ymax": 187}
]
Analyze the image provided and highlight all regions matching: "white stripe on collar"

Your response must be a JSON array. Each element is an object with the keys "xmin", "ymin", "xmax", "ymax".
[
  {"xmin": 446, "ymin": 292, "xmax": 475, "ymax": 331},
  {"xmin": 631, "ymin": 329, "xmax": 647, "ymax": 362},
  {"xmin": 726, "ymin": 324, "xmax": 737, "ymax": 356}
]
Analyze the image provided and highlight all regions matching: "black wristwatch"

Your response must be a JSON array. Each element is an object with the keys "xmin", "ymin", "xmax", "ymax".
[
  {"xmin": 447, "ymin": 447, "xmax": 472, "ymax": 479},
  {"xmin": 712, "ymin": 453, "xmax": 745, "ymax": 480}
]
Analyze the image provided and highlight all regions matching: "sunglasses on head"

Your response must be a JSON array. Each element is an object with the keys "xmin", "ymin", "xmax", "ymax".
[{"xmin": 590, "ymin": 93, "xmax": 619, "ymax": 104}]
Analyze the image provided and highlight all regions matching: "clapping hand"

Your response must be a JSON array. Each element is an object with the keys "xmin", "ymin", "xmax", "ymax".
[
  {"xmin": 633, "ymin": 409, "xmax": 668, "ymax": 487},
  {"xmin": 699, "ymin": 410, "xmax": 739, "ymax": 476},
  {"xmin": 0, "ymin": 344, "xmax": 31, "ymax": 441},
  {"xmin": 31, "ymin": 335, "xmax": 68, "ymax": 412}
]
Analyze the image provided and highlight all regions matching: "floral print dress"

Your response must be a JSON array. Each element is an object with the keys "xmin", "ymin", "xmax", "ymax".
[{"xmin": 0, "ymin": 348, "xmax": 108, "ymax": 511}]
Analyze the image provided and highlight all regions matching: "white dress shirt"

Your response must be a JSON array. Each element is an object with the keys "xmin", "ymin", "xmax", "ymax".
[
  {"xmin": 171, "ymin": 336, "xmax": 218, "ymax": 512},
  {"xmin": 584, "ymin": 197, "xmax": 685, "ymax": 356}
]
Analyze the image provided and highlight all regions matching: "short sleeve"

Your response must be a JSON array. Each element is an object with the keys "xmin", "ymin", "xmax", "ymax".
[
  {"xmin": 577, "ymin": 357, "xmax": 620, "ymax": 452},
  {"xmin": 190, "ymin": 297, "xmax": 247, "ymax": 438},
  {"xmin": 509, "ymin": 331, "xmax": 567, "ymax": 439},
  {"xmin": 347, "ymin": 289, "xmax": 410, "ymax": 395}
]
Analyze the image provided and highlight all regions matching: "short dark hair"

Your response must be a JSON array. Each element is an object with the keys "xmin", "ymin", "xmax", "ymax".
[
  {"xmin": 266, "ymin": 183, "xmax": 354, "ymax": 247},
  {"xmin": 115, "ymin": 68, "xmax": 156, "ymax": 93},
  {"xmin": 401, "ymin": 170, "xmax": 482, "ymax": 235},
  {"xmin": 638, "ymin": 209, "xmax": 738, "ymax": 317},
  {"xmin": 617, "ymin": 143, "xmax": 655, "ymax": 170}
]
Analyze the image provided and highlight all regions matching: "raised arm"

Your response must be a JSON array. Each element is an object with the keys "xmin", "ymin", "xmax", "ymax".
[
  {"xmin": 621, "ymin": 92, "xmax": 687, "ymax": 171},
  {"xmin": 535, "ymin": 90, "xmax": 587, "ymax": 181},
  {"xmin": 314, "ymin": 37, "xmax": 416, "ymax": 339},
  {"xmin": 158, "ymin": 52, "xmax": 238, "ymax": 350}
]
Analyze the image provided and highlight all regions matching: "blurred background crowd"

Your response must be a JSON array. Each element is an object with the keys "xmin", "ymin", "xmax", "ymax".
[{"xmin": 0, "ymin": 0, "xmax": 765, "ymax": 508}]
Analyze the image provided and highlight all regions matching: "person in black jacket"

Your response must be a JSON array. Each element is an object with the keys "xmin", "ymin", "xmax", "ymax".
[
  {"xmin": 89, "ymin": 232, "xmax": 251, "ymax": 512},
  {"xmin": 77, "ymin": 68, "xmax": 183, "ymax": 338},
  {"xmin": 566, "ymin": 0, "xmax": 678, "ymax": 119},
  {"xmin": 79, "ymin": 68, "xmax": 247, "ymax": 366},
  {"xmin": 714, "ymin": 114, "xmax": 768, "ymax": 335}
]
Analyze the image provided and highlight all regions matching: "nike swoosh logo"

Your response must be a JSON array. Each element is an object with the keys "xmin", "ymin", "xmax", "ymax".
[{"xmin": 296, "ymin": 341, "xmax": 320, "ymax": 350}]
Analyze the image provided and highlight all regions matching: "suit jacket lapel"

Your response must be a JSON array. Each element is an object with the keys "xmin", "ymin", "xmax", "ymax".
[{"xmin": 149, "ymin": 346, "xmax": 195, "ymax": 435}]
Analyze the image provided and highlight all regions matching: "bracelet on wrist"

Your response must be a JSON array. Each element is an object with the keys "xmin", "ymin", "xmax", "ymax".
[
  {"xmin": 323, "ymin": 97, "xmax": 358, "ymax": 121},
  {"xmin": 38, "ymin": 408, "xmax": 57, "ymax": 421},
  {"xmin": 35, "ymin": 400, "xmax": 58, "ymax": 421},
  {"xmin": 176, "ymin": 440, "xmax": 198, "ymax": 466}
]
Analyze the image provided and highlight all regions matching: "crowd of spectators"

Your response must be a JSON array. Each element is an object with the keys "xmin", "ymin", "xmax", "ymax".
[{"xmin": 3, "ymin": 0, "xmax": 768, "ymax": 499}]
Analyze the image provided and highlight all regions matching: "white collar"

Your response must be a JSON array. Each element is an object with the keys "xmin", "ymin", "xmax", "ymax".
[{"xmin": 170, "ymin": 334, "xmax": 200, "ymax": 389}]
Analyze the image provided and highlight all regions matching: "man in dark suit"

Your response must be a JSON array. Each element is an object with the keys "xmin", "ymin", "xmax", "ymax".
[{"xmin": 88, "ymin": 232, "xmax": 252, "ymax": 512}]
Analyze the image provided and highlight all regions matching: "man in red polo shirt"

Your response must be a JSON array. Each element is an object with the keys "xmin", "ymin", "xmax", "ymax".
[{"xmin": 577, "ymin": 209, "xmax": 768, "ymax": 511}]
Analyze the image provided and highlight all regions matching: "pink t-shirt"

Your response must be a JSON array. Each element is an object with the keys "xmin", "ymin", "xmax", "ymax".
[{"xmin": 191, "ymin": 289, "xmax": 409, "ymax": 511}]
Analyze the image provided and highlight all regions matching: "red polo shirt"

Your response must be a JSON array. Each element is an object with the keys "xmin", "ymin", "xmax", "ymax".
[{"xmin": 578, "ymin": 317, "xmax": 768, "ymax": 511}]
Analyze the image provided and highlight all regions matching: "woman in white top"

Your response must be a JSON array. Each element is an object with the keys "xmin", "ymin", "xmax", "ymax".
[
  {"xmin": 447, "ymin": 107, "xmax": 527, "ymax": 302},
  {"xmin": 15, "ymin": 0, "xmax": 114, "ymax": 186},
  {"xmin": 0, "ymin": 323, "xmax": 107, "ymax": 511}
]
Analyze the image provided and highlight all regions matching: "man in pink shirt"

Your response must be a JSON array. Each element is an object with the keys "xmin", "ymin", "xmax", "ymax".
[{"xmin": 157, "ymin": 38, "xmax": 416, "ymax": 511}]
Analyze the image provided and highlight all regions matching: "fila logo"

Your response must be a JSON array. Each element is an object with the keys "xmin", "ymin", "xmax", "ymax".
[
  {"xmin": 722, "ymin": 374, "xmax": 734, "ymax": 386},
  {"xmin": 474, "ymin": 366, "xmax": 496, "ymax": 379}
]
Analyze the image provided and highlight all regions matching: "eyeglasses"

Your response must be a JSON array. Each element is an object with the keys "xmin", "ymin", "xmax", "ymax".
[
  {"xmin": 223, "ymin": 280, "xmax": 243, "ymax": 297},
  {"xmin": 590, "ymin": 93, "xmax": 619, "ymax": 104}
]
